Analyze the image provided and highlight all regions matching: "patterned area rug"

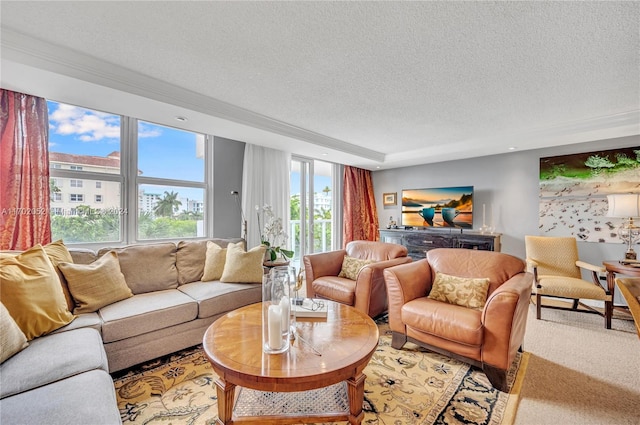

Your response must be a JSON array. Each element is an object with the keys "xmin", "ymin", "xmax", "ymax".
[{"xmin": 112, "ymin": 316, "xmax": 529, "ymax": 425}]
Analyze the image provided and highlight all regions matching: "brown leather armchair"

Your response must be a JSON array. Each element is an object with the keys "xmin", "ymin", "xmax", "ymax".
[
  {"xmin": 383, "ymin": 248, "xmax": 533, "ymax": 391},
  {"xmin": 303, "ymin": 241, "xmax": 412, "ymax": 318}
]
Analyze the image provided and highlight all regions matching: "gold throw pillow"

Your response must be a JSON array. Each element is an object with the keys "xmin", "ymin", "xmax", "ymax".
[
  {"xmin": 42, "ymin": 239, "xmax": 76, "ymax": 311},
  {"xmin": 428, "ymin": 272, "xmax": 491, "ymax": 311},
  {"xmin": 0, "ymin": 245, "xmax": 75, "ymax": 340},
  {"xmin": 220, "ymin": 242, "xmax": 266, "ymax": 283},
  {"xmin": 338, "ymin": 256, "xmax": 375, "ymax": 280},
  {"xmin": 0, "ymin": 302, "xmax": 29, "ymax": 363},
  {"xmin": 59, "ymin": 251, "xmax": 133, "ymax": 314},
  {"xmin": 202, "ymin": 242, "xmax": 226, "ymax": 281}
]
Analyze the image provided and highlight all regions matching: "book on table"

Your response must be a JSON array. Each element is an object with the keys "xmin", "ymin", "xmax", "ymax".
[{"xmin": 292, "ymin": 298, "xmax": 328, "ymax": 318}]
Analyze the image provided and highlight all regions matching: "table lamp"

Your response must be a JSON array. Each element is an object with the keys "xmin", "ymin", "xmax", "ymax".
[{"xmin": 606, "ymin": 193, "xmax": 640, "ymax": 260}]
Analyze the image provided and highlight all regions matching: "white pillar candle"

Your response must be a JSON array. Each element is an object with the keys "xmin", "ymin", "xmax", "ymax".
[
  {"xmin": 279, "ymin": 296, "xmax": 290, "ymax": 333},
  {"xmin": 268, "ymin": 305, "xmax": 282, "ymax": 350}
]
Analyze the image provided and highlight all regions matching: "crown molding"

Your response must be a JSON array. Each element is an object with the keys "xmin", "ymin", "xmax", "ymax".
[{"xmin": 1, "ymin": 27, "xmax": 385, "ymax": 163}]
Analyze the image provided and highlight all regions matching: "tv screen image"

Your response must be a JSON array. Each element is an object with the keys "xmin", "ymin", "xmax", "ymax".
[{"xmin": 401, "ymin": 186, "xmax": 473, "ymax": 228}]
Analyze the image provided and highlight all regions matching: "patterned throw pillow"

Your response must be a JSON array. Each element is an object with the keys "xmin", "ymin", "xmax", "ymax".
[
  {"xmin": 428, "ymin": 272, "xmax": 491, "ymax": 311},
  {"xmin": 338, "ymin": 256, "xmax": 376, "ymax": 280}
]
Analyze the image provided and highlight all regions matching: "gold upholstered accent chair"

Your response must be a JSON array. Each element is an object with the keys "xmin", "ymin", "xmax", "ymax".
[
  {"xmin": 615, "ymin": 278, "xmax": 640, "ymax": 339},
  {"xmin": 525, "ymin": 235, "xmax": 612, "ymax": 329},
  {"xmin": 303, "ymin": 240, "xmax": 412, "ymax": 318},
  {"xmin": 383, "ymin": 248, "xmax": 533, "ymax": 392}
]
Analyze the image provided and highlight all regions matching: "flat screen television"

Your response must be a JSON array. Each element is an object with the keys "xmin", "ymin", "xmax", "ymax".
[{"xmin": 401, "ymin": 186, "xmax": 473, "ymax": 228}]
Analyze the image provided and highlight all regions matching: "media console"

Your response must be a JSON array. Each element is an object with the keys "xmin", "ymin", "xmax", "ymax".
[{"xmin": 379, "ymin": 228, "xmax": 501, "ymax": 260}]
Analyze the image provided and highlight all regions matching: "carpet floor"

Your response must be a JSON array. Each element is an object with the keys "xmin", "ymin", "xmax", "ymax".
[{"xmin": 112, "ymin": 316, "xmax": 528, "ymax": 425}]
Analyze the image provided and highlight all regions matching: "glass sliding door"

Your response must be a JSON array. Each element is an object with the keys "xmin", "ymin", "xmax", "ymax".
[{"xmin": 290, "ymin": 157, "xmax": 339, "ymax": 269}]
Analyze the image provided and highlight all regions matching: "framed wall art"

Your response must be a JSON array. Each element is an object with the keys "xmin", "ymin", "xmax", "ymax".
[
  {"xmin": 383, "ymin": 192, "xmax": 397, "ymax": 206},
  {"xmin": 539, "ymin": 147, "xmax": 640, "ymax": 243}
]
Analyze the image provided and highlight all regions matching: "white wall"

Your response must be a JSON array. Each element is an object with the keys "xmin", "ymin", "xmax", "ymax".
[{"xmin": 373, "ymin": 135, "xmax": 639, "ymax": 304}]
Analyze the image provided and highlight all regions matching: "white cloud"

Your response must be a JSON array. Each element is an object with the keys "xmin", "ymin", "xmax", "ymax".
[{"xmin": 49, "ymin": 104, "xmax": 161, "ymax": 141}]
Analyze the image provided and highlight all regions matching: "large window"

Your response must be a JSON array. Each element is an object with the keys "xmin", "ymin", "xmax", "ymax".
[{"xmin": 48, "ymin": 101, "xmax": 209, "ymax": 244}]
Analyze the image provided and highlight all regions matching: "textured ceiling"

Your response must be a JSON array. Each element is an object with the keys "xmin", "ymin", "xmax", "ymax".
[{"xmin": 1, "ymin": 1, "xmax": 638, "ymax": 169}]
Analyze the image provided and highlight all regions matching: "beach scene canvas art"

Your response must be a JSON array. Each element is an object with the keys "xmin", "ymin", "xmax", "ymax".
[
  {"xmin": 402, "ymin": 186, "xmax": 473, "ymax": 228},
  {"xmin": 539, "ymin": 147, "xmax": 640, "ymax": 243}
]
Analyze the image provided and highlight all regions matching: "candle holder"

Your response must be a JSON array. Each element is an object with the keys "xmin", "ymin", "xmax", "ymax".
[{"xmin": 262, "ymin": 266, "xmax": 292, "ymax": 354}]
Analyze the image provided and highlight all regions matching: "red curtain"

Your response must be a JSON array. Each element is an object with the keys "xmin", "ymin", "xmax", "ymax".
[
  {"xmin": 343, "ymin": 165, "xmax": 379, "ymax": 246},
  {"xmin": 0, "ymin": 89, "xmax": 51, "ymax": 250}
]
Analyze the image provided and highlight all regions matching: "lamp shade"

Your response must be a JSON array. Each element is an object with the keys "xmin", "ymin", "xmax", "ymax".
[{"xmin": 606, "ymin": 194, "xmax": 640, "ymax": 218}]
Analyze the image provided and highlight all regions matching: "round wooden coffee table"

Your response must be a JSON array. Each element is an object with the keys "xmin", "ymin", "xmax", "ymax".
[{"xmin": 203, "ymin": 301, "xmax": 379, "ymax": 425}]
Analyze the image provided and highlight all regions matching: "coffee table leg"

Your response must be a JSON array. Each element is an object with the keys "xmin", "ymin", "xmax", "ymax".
[
  {"xmin": 214, "ymin": 378, "xmax": 235, "ymax": 425},
  {"xmin": 346, "ymin": 373, "xmax": 366, "ymax": 424}
]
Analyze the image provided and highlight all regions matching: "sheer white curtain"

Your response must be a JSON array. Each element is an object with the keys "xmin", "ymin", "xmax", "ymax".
[{"xmin": 241, "ymin": 145, "xmax": 291, "ymax": 250}]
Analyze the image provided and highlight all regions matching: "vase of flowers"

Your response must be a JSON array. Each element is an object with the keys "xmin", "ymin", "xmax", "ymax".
[{"xmin": 256, "ymin": 204, "xmax": 294, "ymax": 264}]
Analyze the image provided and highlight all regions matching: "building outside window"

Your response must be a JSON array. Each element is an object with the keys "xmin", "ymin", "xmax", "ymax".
[
  {"xmin": 95, "ymin": 195, "xmax": 103, "ymax": 203},
  {"xmin": 96, "ymin": 181, "xmax": 102, "ymax": 189},
  {"xmin": 69, "ymin": 194, "xmax": 84, "ymax": 202},
  {"xmin": 70, "ymin": 179, "xmax": 83, "ymax": 188},
  {"xmin": 51, "ymin": 193, "xmax": 62, "ymax": 202}
]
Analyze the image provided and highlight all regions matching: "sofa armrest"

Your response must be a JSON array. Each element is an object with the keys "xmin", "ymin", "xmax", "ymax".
[
  {"xmin": 303, "ymin": 250, "xmax": 347, "ymax": 296},
  {"xmin": 383, "ymin": 259, "xmax": 432, "ymax": 333},
  {"xmin": 481, "ymin": 272, "xmax": 533, "ymax": 369},
  {"xmin": 353, "ymin": 257, "xmax": 413, "ymax": 315}
]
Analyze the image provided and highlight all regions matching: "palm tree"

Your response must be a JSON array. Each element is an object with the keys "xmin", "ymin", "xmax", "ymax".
[{"xmin": 154, "ymin": 191, "xmax": 182, "ymax": 218}]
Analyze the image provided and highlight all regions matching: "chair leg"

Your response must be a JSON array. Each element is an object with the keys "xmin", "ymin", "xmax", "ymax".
[
  {"xmin": 536, "ymin": 293, "xmax": 542, "ymax": 319},
  {"xmin": 482, "ymin": 364, "xmax": 508, "ymax": 392},
  {"xmin": 391, "ymin": 331, "xmax": 407, "ymax": 349},
  {"xmin": 605, "ymin": 299, "xmax": 613, "ymax": 329}
]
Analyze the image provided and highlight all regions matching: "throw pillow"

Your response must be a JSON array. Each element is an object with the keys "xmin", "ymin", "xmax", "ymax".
[
  {"xmin": 202, "ymin": 242, "xmax": 226, "ymax": 281},
  {"xmin": 43, "ymin": 239, "xmax": 76, "ymax": 311},
  {"xmin": 338, "ymin": 256, "xmax": 375, "ymax": 280},
  {"xmin": 428, "ymin": 272, "xmax": 491, "ymax": 311},
  {"xmin": 220, "ymin": 242, "xmax": 266, "ymax": 283},
  {"xmin": 0, "ymin": 245, "xmax": 75, "ymax": 340},
  {"xmin": 0, "ymin": 302, "xmax": 28, "ymax": 363},
  {"xmin": 59, "ymin": 251, "xmax": 133, "ymax": 314}
]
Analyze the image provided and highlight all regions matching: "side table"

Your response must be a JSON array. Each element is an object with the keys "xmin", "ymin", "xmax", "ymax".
[{"xmin": 603, "ymin": 260, "xmax": 640, "ymax": 317}]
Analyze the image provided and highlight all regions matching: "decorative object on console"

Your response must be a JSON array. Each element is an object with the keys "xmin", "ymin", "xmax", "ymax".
[
  {"xmin": 606, "ymin": 193, "xmax": 640, "ymax": 260},
  {"xmin": 401, "ymin": 186, "xmax": 473, "ymax": 228}
]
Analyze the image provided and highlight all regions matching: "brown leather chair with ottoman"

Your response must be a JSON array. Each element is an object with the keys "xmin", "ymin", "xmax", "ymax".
[{"xmin": 383, "ymin": 248, "xmax": 533, "ymax": 391}]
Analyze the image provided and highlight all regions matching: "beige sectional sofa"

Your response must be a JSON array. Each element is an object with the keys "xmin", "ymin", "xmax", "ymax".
[{"xmin": 0, "ymin": 238, "xmax": 263, "ymax": 425}]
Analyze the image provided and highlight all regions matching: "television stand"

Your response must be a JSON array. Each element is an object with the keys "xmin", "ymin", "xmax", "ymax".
[{"xmin": 379, "ymin": 228, "xmax": 501, "ymax": 260}]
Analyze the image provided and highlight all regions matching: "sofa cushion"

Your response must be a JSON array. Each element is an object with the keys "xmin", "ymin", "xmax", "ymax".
[
  {"xmin": 59, "ymin": 251, "xmax": 133, "ymax": 314},
  {"xmin": 178, "ymin": 281, "xmax": 262, "ymax": 318},
  {"xmin": 0, "ymin": 327, "xmax": 107, "ymax": 399},
  {"xmin": 69, "ymin": 248, "xmax": 98, "ymax": 265},
  {"xmin": 176, "ymin": 238, "xmax": 243, "ymax": 284},
  {"xmin": 0, "ymin": 369, "xmax": 121, "ymax": 425},
  {"xmin": 42, "ymin": 239, "xmax": 76, "ymax": 311},
  {"xmin": 53, "ymin": 312, "xmax": 102, "ymax": 334},
  {"xmin": 202, "ymin": 241, "xmax": 226, "ymax": 281},
  {"xmin": 428, "ymin": 272, "xmax": 490, "ymax": 311},
  {"xmin": 0, "ymin": 245, "xmax": 75, "ymax": 340},
  {"xmin": 402, "ymin": 297, "xmax": 483, "ymax": 347},
  {"xmin": 98, "ymin": 242, "xmax": 178, "ymax": 294},
  {"xmin": 338, "ymin": 255, "xmax": 375, "ymax": 280},
  {"xmin": 0, "ymin": 303, "xmax": 28, "ymax": 364},
  {"xmin": 99, "ymin": 289, "xmax": 198, "ymax": 343}
]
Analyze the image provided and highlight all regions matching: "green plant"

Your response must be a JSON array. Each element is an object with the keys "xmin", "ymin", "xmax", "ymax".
[{"xmin": 256, "ymin": 204, "xmax": 294, "ymax": 261}]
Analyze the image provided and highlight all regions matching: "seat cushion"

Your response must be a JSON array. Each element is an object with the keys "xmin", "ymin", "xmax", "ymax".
[
  {"xmin": 178, "ymin": 281, "xmax": 262, "ymax": 318},
  {"xmin": 0, "ymin": 327, "xmax": 107, "ymax": 399},
  {"xmin": 0, "ymin": 369, "xmax": 121, "ymax": 425},
  {"xmin": 99, "ymin": 289, "xmax": 197, "ymax": 343},
  {"xmin": 312, "ymin": 276, "xmax": 356, "ymax": 305},
  {"xmin": 402, "ymin": 297, "xmax": 483, "ymax": 347},
  {"xmin": 535, "ymin": 275, "xmax": 610, "ymax": 300}
]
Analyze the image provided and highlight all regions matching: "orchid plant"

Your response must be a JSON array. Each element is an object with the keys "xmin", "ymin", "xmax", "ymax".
[{"xmin": 256, "ymin": 204, "xmax": 294, "ymax": 262}]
